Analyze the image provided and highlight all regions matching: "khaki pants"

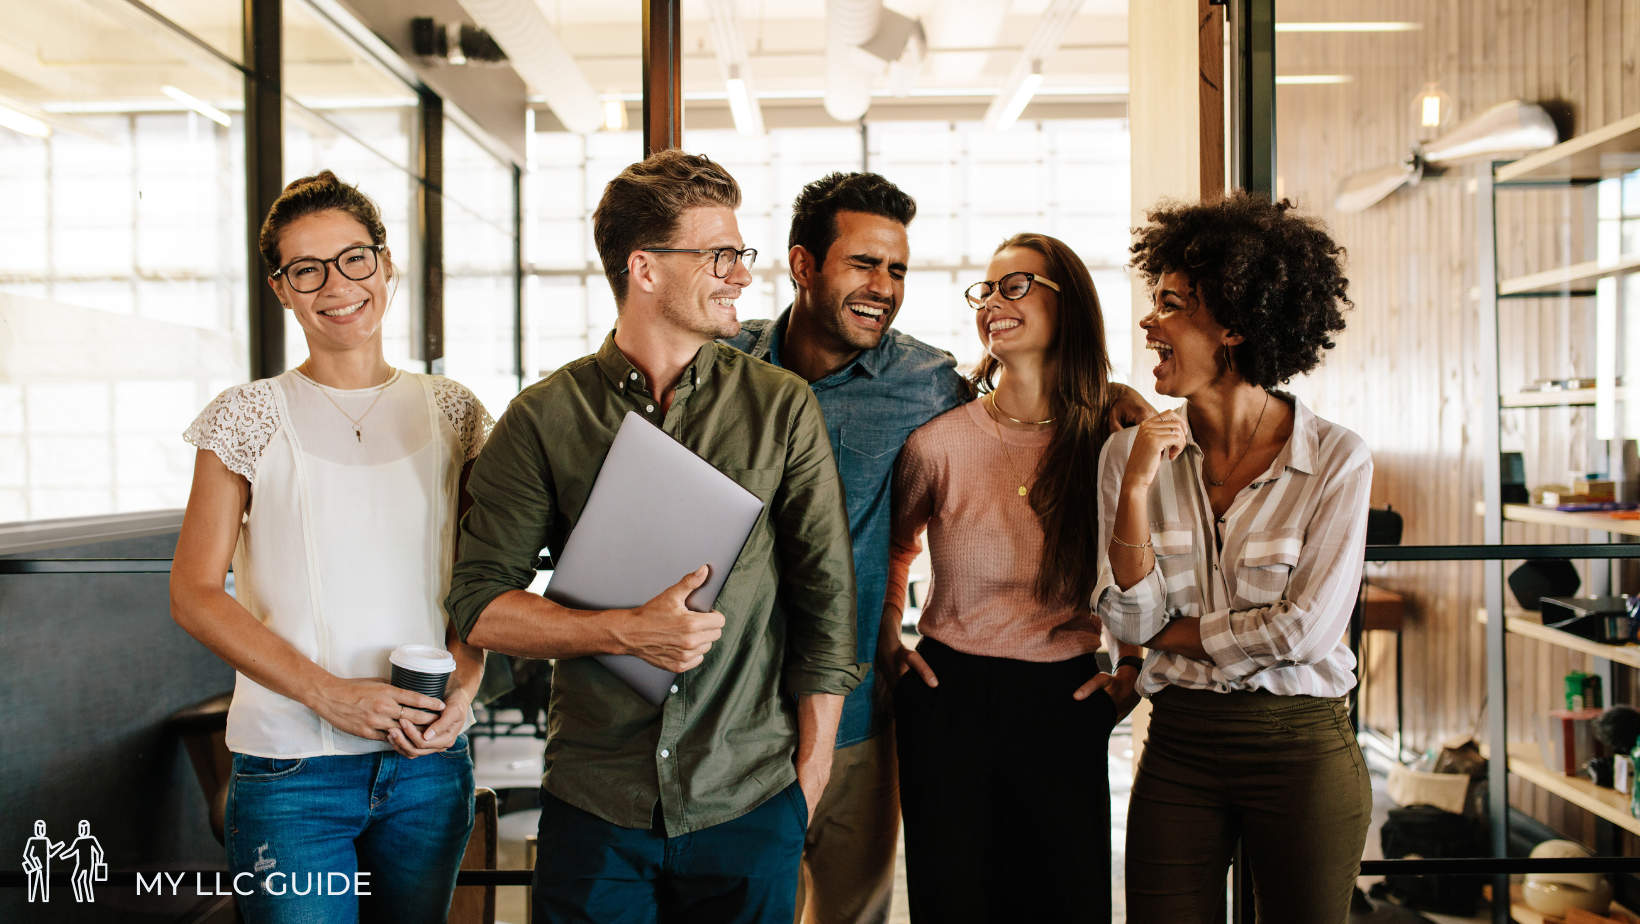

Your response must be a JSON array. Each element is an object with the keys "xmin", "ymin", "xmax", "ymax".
[
  {"xmin": 794, "ymin": 731, "xmax": 899, "ymax": 924},
  {"xmin": 1126, "ymin": 687, "xmax": 1371, "ymax": 924}
]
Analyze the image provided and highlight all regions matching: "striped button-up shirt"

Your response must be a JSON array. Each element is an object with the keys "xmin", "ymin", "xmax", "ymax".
[{"xmin": 1093, "ymin": 395, "xmax": 1372, "ymax": 698}]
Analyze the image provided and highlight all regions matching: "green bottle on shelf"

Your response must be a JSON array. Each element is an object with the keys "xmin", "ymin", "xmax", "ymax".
[{"xmin": 1631, "ymin": 741, "xmax": 1640, "ymax": 818}]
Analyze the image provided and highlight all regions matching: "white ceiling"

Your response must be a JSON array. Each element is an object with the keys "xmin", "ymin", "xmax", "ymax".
[{"xmin": 0, "ymin": 0, "xmax": 1131, "ymax": 135}]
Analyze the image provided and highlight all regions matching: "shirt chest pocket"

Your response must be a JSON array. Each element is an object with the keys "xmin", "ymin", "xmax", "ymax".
[
  {"xmin": 837, "ymin": 425, "xmax": 909, "ymax": 507},
  {"xmin": 1151, "ymin": 522, "xmax": 1199, "ymax": 603},
  {"xmin": 1235, "ymin": 528, "xmax": 1302, "ymax": 606}
]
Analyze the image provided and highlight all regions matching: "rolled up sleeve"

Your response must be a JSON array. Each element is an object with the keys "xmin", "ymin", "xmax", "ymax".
[
  {"xmin": 1198, "ymin": 442, "xmax": 1372, "ymax": 680},
  {"xmin": 1093, "ymin": 432, "xmax": 1170, "ymax": 646},
  {"xmin": 776, "ymin": 388, "xmax": 866, "ymax": 697},
  {"xmin": 445, "ymin": 402, "xmax": 556, "ymax": 641}
]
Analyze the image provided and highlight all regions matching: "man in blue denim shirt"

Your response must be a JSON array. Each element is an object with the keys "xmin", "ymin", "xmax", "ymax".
[{"xmin": 725, "ymin": 172, "xmax": 968, "ymax": 924}]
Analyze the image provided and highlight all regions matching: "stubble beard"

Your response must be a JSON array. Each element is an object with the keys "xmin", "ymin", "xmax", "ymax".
[
  {"xmin": 818, "ymin": 279, "xmax": 892, "ymax": 353},
  {"xmin": 659, "ymin": 287, "xmax": 740, "ymax": 340}
]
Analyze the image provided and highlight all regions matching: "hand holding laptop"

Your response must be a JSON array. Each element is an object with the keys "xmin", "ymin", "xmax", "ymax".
[{"xmin": 614, "ymin": 565, "xmax": 727, "ymax": 672}]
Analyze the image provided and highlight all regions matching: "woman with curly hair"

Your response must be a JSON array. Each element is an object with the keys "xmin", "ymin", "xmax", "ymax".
[{"xmin": 1094, "ymin": 192, "xmax": 1371, "ymax": 922}]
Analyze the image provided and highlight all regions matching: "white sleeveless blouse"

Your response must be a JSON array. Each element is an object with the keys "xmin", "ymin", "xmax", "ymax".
[{"xmin": 185, "ymin": 369, "xmax": 493, "ymax": 758}]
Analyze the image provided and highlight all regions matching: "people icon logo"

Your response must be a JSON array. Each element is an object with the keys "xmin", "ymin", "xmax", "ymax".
[{"xmin": 22, "ymin": 819, "xmax": 105, "ymax": 904}]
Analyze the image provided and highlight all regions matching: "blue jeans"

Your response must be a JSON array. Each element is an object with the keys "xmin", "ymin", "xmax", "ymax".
[
  {"xmin": 533, "ymin": 781, "xmax": 808, "ymax": 923},
  {"xmin": 225, "ymin": 737, "xmax": 475, "ymax": 924}
]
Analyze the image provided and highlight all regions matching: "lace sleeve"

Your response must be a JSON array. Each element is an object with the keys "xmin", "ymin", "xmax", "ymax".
[
  {"xmin": 430, "ymin": 377, "xmax": 496, "ymax": 461},
  {"xmin": 182, "ymin": 380, "xmax": 281, "ymax": 482}
]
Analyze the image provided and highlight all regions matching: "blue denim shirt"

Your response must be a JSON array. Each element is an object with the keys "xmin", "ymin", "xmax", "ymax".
[{"xmin": 725, "ymin": 309, "xmax": 971, "ymax": 747}]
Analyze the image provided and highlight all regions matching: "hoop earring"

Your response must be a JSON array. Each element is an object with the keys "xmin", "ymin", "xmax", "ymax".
[{"xmin": 1220, "ymin": 344, "xmax": 1235, "ymax": 372}]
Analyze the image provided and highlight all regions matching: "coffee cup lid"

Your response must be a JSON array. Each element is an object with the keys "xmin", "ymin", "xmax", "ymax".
[{"xmin": 390, "ymin": 644, "xmax": 455, "ymax": 673}]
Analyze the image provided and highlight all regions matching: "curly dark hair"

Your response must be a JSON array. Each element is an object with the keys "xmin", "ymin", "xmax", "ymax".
[
  {"xmin": 1129, "ymin": 192, "xmax": 1351, "ymax": 387},
  {"xmin": 787, "ymin": 172, "xmax": 916, "ymax": 280}
]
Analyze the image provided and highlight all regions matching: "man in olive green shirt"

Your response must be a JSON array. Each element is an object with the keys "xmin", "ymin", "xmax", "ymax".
[{"xmin": 445, "ymin": 150, "xmax": 864, "ymax": 923}]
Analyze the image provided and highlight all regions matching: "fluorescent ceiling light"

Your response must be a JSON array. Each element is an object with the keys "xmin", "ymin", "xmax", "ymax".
[
  {"xmin": 1276, "ymin": 74, "xmax": 1354, "ymax": 86},
  {"xmin": 0, "ymin": 103, "xmax": 50, "ymax": 138},
  {"xmin": 725, "ymin": 66, "xmax": 764, "ymax": 136},
  {"xmin": 161, "ymin": 85, "xmax": 232, "ymax": 126},
  {"xmin": 601, "ymin": 98, "xmax": 628, "ymax": 132},
  {"xmin": 1275, "ymin": 22, "xmax": 1421, "ymax": 33},
  {"xmin": 989, "ymin": 61, "xmax": 1043, "ymax": 131}
]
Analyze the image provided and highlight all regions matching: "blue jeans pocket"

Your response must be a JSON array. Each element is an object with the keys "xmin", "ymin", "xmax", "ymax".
[
  {"xmin": 232, "ymin": 754, "xmax": 307, "ymax": 781},
  {"xmin": 433, "ymin": 733, "xmax": 471, "ymax": 760}
]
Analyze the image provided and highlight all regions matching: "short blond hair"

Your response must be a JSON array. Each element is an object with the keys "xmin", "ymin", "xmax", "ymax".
[{"xmin": 592, "ymin": 150, "xmax": 742, "ymax": 303}]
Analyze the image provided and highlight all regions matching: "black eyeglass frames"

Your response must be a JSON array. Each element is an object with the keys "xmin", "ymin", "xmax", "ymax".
[
  {"xmin": 271, "ymin": 244, "xmax": 385, "ymax": 294},
  {"xmin": 618, "ymin": 246, "xmax": 759, "ymax": 279}
]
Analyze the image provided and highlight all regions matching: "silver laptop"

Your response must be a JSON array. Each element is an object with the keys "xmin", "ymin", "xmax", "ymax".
[{"xmin": 544, "ymin": 411, "xmax": 765, "ymax": 704}]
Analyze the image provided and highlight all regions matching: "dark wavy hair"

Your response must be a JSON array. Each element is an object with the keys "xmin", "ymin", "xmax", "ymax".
[
  {"xmin": 258, "ymin": 170, "xmax": 387, "ymax": 275},
  {"xmin": 973, "ymin": 232, "xmax": 1113, "ymax": 608},
  {"xmin": 787, "ymin": 172, "xmax": 916, "ymax": 283},
  {"xmin": 1129, "ymin": 192, "xmax": 1351, "ymax": 387}
]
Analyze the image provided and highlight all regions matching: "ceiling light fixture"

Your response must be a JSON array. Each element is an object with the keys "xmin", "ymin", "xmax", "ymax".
[
  {"xmin": 989, "ymin": 60, "xmax": 1043, "ymax": 131},
  {"xmin": 982, "ymin": 0, "xmax": 1078, "ymax": 133},
  {"xmin": 601, "ymin": 98, "xmax": 628, "ymax": 132},
  {"xmin": 161, "ymin": 85, "xmax": 232, "ymax": 127},
  {"xmin": 0, "ymin": 103, "xmax": 50, "ymax": 138},
  {"xmin": 725, "ymin": 65, "xmax": 764, "ymax": 137},
  {"xmin": 1275, "ymin": 22, "xmax": 1421, "ymax": 33}
]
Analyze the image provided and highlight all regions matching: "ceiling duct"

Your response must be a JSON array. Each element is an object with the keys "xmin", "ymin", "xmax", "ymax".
[
  {"xmin": 455, "ymin": 0, "xmax": 601, "ymax": 133},
  {"xmin": 825, "ymin": 0, "xmax": 883, "ymax": 122}
]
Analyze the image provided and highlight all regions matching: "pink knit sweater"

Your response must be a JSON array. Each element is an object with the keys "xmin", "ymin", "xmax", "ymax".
[{"xmin": 886, "ymin": 399, "xmax": 1105, "ymax": 662}]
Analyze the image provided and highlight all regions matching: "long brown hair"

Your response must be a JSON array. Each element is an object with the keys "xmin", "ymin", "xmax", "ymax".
[{"xmin": 973, "ymin": 232, "xmax": 1113, "ymax": 606}]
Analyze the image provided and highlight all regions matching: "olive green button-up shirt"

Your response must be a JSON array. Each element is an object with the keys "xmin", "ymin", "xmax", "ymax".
[{"xmin": 446, "ymin": 332, "xmax": 864, "ymax": 836}]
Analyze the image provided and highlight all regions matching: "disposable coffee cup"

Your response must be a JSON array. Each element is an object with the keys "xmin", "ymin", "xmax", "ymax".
[{"xmin": 389, "ymin": 645, "xmax": 456, "ymax": 702}]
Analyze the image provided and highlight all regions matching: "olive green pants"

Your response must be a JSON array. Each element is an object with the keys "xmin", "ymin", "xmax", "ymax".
[{"xmin": 1126, "ymin": 686, "xmax": 1371, "ymax": 924}]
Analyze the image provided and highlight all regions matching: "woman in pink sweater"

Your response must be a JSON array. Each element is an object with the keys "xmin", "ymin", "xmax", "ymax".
[{"xmin": 880, "ymin": 232, "xmax": 1146, "ymax": 923}]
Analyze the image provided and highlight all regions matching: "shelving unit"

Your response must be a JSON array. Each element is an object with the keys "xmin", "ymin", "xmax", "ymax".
[
  {"xmin": 1504, "ymin": 503, "xmax": 1640, "ymax": 537},
  {"xmin": 1477, "ymin": 112, "xmax": 1640, "ymax": 921},
  {"xmin": 1507, "ymin": 744, "xmax": 1640, "ymax": 837},
  {"xmin": 1502, "ymin": 387, "xmax": 1612, "ymax": 408},
  {"xmin": 1477, "ymin": 607, "xmax": 1640, "ymax": 671},
  {"xmin": 1495, "ymin": 111, "xmax": 1640, "ymax": 183}
]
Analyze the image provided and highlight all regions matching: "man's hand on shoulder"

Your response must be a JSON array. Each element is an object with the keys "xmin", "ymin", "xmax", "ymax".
[{"xmin": 1108, "ymin": 383, "xmax": 1157, "ymax": 430}]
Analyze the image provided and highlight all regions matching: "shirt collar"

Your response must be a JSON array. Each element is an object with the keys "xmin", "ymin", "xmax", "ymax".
[
  {"xmin": 595, "ymin": 329, "xmax": 717, "ymax": 393},
  {"xmin": 758, "ymin": 304, "xmax": 889, "ymax": 380},
  {"xmin": 1180, "ymin": 391, "xmax": 1317, "ymax": 480}
]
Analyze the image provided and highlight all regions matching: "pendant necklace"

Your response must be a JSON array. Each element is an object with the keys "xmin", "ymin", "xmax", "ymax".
[
  {"xmin": 301, "ymin": 365, "xmax": 398, "ymax": 443},
  {"xmin": 1204, "ymin": 390, "xmax": 1270, "ymax": 487},
  {"xmin": 985, "ymin": 392, "xmax": 1048, "ymax": 498}
]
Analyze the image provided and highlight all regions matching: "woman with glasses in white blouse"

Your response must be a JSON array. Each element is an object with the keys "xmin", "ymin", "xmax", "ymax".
[
  {"xmin": 1095, "ymin": 193, "xmax": 1372, "ymax": 923},
  {"xmin": 171, "ymin": 171, "xmax": 491, "ymax": 923}
]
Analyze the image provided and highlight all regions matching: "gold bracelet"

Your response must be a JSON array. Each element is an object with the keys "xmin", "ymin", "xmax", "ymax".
[{"xmin": 1111, "ymin": 533, "xmax": 1152, "ymax": 550}]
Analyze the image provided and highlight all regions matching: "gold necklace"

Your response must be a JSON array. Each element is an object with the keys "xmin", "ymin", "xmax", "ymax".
[
  {"xmin": 1205, "ymin": 390, "xmax": 1270, "ymax": 487},
  {"xmin": 984, "ymin": 395, "xmax": 1041, "ymax": 498},
  {"xmin": 299, "ymin": 366, "xmax": 399, "ymax": 443},
  {"xmin": 988, "ymin": 391, "xmax": 1056, "ymax": 426}
]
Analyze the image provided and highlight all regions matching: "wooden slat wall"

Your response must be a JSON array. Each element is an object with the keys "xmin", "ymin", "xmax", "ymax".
[{"xmin": 1274, "ymin": 0, "xmax": 1640, "ymax": 845}]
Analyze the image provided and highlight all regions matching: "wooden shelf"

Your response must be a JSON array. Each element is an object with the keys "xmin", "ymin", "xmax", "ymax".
[
  {"xmin": 1504, "ymin": 503, "xmax": 1640, "ymax": 537},
  {"xmin": 1507, "ymin": 744, "xmax": 1640, "ymax": 836},
  {"xmin": 1496, "ymin": 110, "xmax": 1640, "ymax": 182},
  {"xmin": 1479, "ymin": 608, "xmax": 1640, "ymax": 669},
  {"xmin": 1499, "ymin": 253, "xmax": 1640, "ymax": 296},
  {"xmin": 1502, "ymin": 386, "xmax": 1605, "ymax": 407}
]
